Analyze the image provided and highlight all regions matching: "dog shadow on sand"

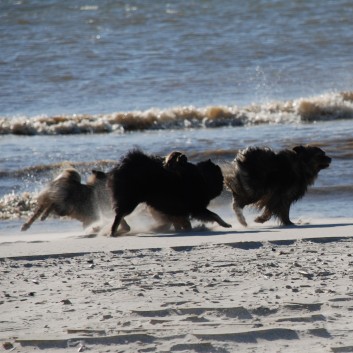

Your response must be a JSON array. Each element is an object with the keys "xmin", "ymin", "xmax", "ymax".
[
  {"xmin": 140, "ymin": 221, "xmax": 353, "ymax": 243},
  {"xmin": 293, "ymin": 222, "xmax": 353, "ymax": 229},
  {"xmin": 78, "ymin": 221, "xmax": 353, "ymax": 241},
  {"xmin": 140, "ymin": 227, "xmax": 272, "ymax": 238}
]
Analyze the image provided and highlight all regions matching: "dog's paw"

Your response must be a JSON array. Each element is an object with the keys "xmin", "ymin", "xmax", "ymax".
[
  {"xmin": 223, "ymin": 222, "xmax": 232, "ymax": 228},
  {"xmin": 239, "ymin": 220, "xmax": 248, "ymax": 227},
  {"xmin": 281, "ymin": 221, "xmax": 296, "ymax": 228},
  {"xmin": 254, "ymin": 216, "xmax": 267, "ymax": 224},
  {"xmin": 21, "ymin": 223, "xmax": 29, "ymax": 231}
]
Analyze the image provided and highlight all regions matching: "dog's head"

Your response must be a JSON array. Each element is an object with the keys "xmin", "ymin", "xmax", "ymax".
[
  {"xmin": 196, "ymin": 159, "xmax": 224, "ymax": 200},
  {"xmin": 293, "ymin": 145, "xmax": 331, "ymax": 173},
  {"xmin": 164, "ymin": 151, "xmax": 188, "ymax": 170}
]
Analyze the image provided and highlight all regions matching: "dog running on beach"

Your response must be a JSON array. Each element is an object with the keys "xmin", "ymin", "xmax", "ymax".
[
  {"xmin": 108, "ymin": 149, "xmax": 231, "ymax": 236},
  {"xmin": 21, "ymin": 168, "xmax": 110, "ymax": 231},
  {"xmin": 223, "ymin": 145, "xmax": 331, "ymax": 226},
  {"xmin": 149, "ymin": 151, "xmax": 229, "ymax": 232},
  {"xmin": 147, "ymin": 151, "xmax": 195, "ymax": 231}
]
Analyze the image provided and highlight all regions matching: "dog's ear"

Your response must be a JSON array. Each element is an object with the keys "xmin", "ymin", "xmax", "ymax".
[{"xmin": 293, "ymin": 145, "xmax": 306, "ymax": 154}]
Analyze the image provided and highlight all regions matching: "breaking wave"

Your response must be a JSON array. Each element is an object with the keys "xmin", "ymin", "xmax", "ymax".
[{"xmin": 1, "ymin": 92, "xmax": 353, "ymax": 136}]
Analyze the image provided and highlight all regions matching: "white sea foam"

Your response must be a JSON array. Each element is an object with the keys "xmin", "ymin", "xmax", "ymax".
[{"xmin": 1, "ymin": 92, "xmax": 352, "ymax": 136}]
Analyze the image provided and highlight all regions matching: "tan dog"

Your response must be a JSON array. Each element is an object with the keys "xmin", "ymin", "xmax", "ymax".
[{"xmin": 21, "ymin": 168, "xmax": 110, "ymax": 231}]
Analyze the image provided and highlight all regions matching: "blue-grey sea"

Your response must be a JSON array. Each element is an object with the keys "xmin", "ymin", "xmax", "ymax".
[{"xmin": 0, "ymin": 0, "xmax": 352, "ymax": 234}]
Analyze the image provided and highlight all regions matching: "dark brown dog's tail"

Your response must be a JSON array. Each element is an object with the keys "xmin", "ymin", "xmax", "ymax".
[{"xmin": 219, "ymin": 162, "xmax": 235, "ymax": 187}]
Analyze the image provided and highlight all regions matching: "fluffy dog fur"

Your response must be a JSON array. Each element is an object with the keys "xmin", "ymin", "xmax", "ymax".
[
  {"xmin": 148, "ymin": 151, "xmax": 193, "ymax": 231},
  {"xmin": 223, "ymin": 145, "xmax": 331, "ymax": 226},
  {"xmin": 151, "ymin": 151, "xmax": 227, "ymax": 232},
  {"xmin": 21, "ymin": 168, "xmax": 110, "ymax": 231},
  {"xmin": 108, "ymin": 149, "xmax": 231, "ymax": 236}
]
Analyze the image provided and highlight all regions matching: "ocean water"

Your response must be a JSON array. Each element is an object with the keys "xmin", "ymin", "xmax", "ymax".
[{"xmin": 1, "ymin": 0, "xmax": 352, "ymax": 234}]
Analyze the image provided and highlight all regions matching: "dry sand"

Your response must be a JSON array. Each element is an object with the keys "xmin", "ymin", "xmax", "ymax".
[{"xmin": 1, "ymin": 218, "xmax": 353, "ymax": 353}]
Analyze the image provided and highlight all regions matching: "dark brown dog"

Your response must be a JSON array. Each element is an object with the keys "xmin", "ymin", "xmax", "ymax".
[
  {"xmin": 108, "ymin": 149, "xmax": 231, "ymax": 236},
  {"xmin": 151, "ymin": 151, "xmax": 226, "ymax": 232},
  {"xmin": 21, "ymin": 168, "xmax": 110, "ymax": 231},
  {"xmin": 223, "ymin": 145, "xmax": 331, "ymax": 226},
  {"xmin": 152, "ymin": 151, "xmax": 195, "ymax": 231}
]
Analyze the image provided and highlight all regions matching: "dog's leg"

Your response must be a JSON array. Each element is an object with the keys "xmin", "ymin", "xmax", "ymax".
[
  {"xmin": 195, "ymin": 209, "xmax": 232, "ymax": 228},
  {"xmin": 232, "ymin": 194, "xmax": 247, "ymax": 227},
  {"xmin": 152, "ymin": 216, "xmax": 191, "ymax": 232},
  {"xmin": 110, "ymin": 210, "xmax": 132, "ymax": 236},
  {"xmin": 277, "ymin": 203, "xmax": 294, "ymax": 226},
  {"xmin": 211, "ymin": 212, "xmax": 232, "ymax": 228},
  {"xmin": 120, "ymin": 218, "xmax": 131, "ymax": 232},
  {"xmin": 40, "ymin": 205, "xmax": 54, "ymax": 221},
  {"xmin": 110, "ymin": 212, "xmax": 123, "ymax": 237},
  {"xmin": 172, "ymin": 222, "xmax": 183, "ymax": 231},
  {"xmin": 254, "ymin": 209, "xmax": 272, "ymax": 224},
  {"xmin": 148, "ymin": 207, "xmax": 173, "ymax": 232},
  {"xmin": 167, "ymin": 215, "xmax": 191, "ymax": 231},
  {"xmin": 21, "ymin": 205, "xmax": 45, "ymax": 231}
]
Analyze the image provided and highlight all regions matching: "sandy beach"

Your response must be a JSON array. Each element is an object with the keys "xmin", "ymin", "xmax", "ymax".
[
  {"xmin": 1, "ymin": 218, "xmax": 353, "ymax": 353},
  {"xmin": 2, "ymin": 1, "xmax": 353, "ymax": 352}
]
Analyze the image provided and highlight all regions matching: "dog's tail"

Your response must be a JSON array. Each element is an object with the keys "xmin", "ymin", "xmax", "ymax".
[{"xmin": 219, "ymin": 162, "xmax": 236, "ymax": 189}]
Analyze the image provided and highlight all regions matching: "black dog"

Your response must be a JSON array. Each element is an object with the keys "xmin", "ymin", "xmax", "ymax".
[
  {"xmin": 223, "ymin": 145, "xmax": 331, "ymax": 226},
  {"xmin": 150, "ymin": 151, "xmax": 228, "ymax": 232},
  {"xmin": 108, "ymin": 150, "xmax": 231, "ymax": 236}
]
